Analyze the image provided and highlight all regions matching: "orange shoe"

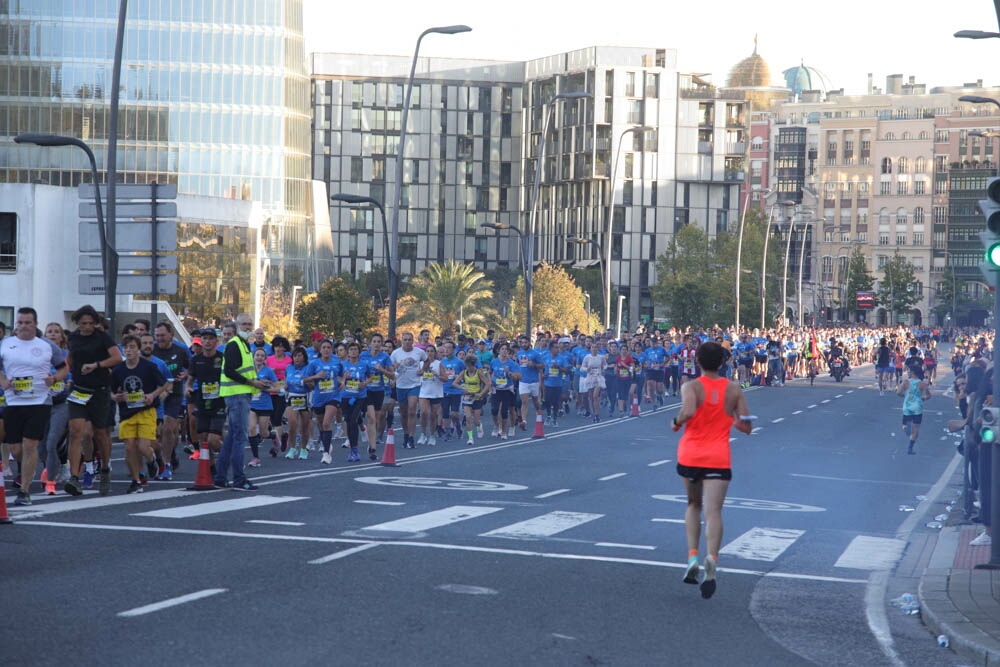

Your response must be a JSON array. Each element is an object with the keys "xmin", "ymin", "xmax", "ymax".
[
  {"xmin": 39, "ymin": 469, "xmax": 48, "ymax": 483},
  {"xmin": 188, "ymin": 450, "xmax": 201, "ymax": 460},
  {"xmin": 45, "ymin": 480, "xmax": 57, "ymax": 496}
]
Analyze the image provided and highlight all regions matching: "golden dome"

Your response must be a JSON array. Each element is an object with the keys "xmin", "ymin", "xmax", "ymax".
[{"xmin": 726, "ymin": 35, "xmax": 773, "ymax": 88}]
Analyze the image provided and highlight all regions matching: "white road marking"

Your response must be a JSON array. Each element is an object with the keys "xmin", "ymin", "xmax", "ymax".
[
  {"xmin": 354, "ymin": 500, "xmax": 406, "ymax": 506},
  {"xmin": 792, "ymin": 410, "xmax": 803, "ymax": 415},
  {"xmin": 790, "ymin": 473, "xmax": 927, "ymax": 487},
  {"xmin": 246, "ymin": 520, "xmax": 305, "ymax": 526},
  {"xmin": 535, "ymin": 489, "xmax": 571, "ymax": 498},
  {"xmin": 720, "ymin": 527, "xmax": 805, "ymax": 562},
  {"xmin": 647, "ymin": 459, "xmax": 671, "ymax": 467},
  {"xmin": 835, "ymin": 394, "xmax": 843, "ymax": 398},
  {"xmin": 847, "ymin": 390, "xmax": 854, "ymax": 393},
  {"xmin": 821, "ymin": 399, "xmax": 831, "ymax": 404},
  {"xmin": 18, "ymin": 520, "xmax": 869, "ymax": 584},
  {"xmin": 772, "ymin": 417, "xmax": 785, "ymax": 423},
  {"xmin": 8, "ymin": 488, "xmax": 215, "ymax": 520},
  {"xmin": 835, "ymin": 536, "xmax": 906, "ymax": 570},
  {"xmin": 751, "ymin": 427, "xmax": 763, "ymax": 434},
  {"xmin": 807, "ymin": 404, "xmax": 818, "ymax": 409},
  {"xmin": 358, "ymin": 505, "xmax": 503, "ymax": 533},
  {"xmin": 651, "ymin": 518, "xmax": 686, "ymax": 524},
  {"xmin": 308, "ymin": 543, "xmax": 379, "ymax": 564},
  {"xmin": 132, "ymin": 495, "xmax": 307, "ymax": 519},
  {"xmin": 598, "ymin": 473, "xmax": 627, "ymax": 481},
  {"xmin": 595, "ymin": 542, "xmax": 656, "ymax": 551},
  {"xmin": 118, "ymin": 589, "xmax": 227, "ymax": 618},
  {"xmin": 480, "ymin": 511, "xmax": 603, "ymax": 538}
]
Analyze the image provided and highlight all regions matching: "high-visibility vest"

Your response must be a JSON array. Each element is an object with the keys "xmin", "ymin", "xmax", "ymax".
[{"xmin": 219, "ymin": 336, "xmax": 255, "ymax": 397}]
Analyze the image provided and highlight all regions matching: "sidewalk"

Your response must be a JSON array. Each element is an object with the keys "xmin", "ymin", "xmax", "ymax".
[{"xmin": 919, "ymin": 519, "xmax": 1000, "ymax": 665}]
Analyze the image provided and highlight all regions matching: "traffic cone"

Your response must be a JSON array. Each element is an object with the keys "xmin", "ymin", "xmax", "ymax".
[
  {"xmin": 0, "ymin": 459, "xmax": 12, "ymax": 524},
  {"xmin": 630, "ymin": 397, "xmax": 641, "ymax": 417},
  {"xmin": 381, "ymin": 428, "xmax": 399, "ymax": 467},
  {"xmin": 186, "ymin": 444, "xmax": 215, "ymax": 491},
  {"xmin": 532, "ymin": 413, "xmax": 545, "ymax": 439}
]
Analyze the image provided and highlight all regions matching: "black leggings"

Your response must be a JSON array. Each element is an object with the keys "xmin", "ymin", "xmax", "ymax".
[
  {"xmin": 491, "ymin": 391, "xmax": 515, "ymax": 419},
  {"xmin": 342, "ymin": 398, "xmax": 365, "ymax": 448},
  {"xmin": 607, "ymin": 377, "xmax": 629, "ymax": 407},
  {"xmin": 542, "ymin": 387, "xmax": 561, "ymax": 415}
]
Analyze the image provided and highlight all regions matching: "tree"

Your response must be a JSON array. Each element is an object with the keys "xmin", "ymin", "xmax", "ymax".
[
  {"xmin": 509, "ymin": 262, "xmax": 601, "ymax": 336},
  {"xmin": 376, "ymin": 295, "xmax": 442, "ymax": 339},
  {"xmin": 566, "ymin": 266, "xmax": 607, "ymax": 324},
  {"xmin": 877, "ymin": 253, "xmax": 920, "ymax": 320},
  {"xmin": 399, "ymin": 260, "xmax": 495, "ymax": 337},
  {"xmin": 294, "ymin": 276, "xmax": 377, "ymax": 340},
  {"xmin": 484, "ymin": 265, "xmax": 520, "ymax": 320},
  {"xmin": 340, "ymin": 266, "xmax": 394, "ymax": 309},
  {"xmin": 652, "ymin": 224, "xmax": 726, "ymax": 327},
  {"xmin": 258, "ymin": 288, "xmax": 294, "ymax": 338},
  {"xmin": 842, "ymin": 247, "xmax": 875, "ymax": 320}
]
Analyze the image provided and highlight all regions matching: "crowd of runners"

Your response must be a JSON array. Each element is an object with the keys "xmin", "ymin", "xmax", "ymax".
[{"xmin": 0, "ymin": 299, "xmax": 991, "ymax": 507}]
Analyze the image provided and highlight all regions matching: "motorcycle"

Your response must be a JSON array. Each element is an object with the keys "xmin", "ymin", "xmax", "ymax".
[{"xmin": 830, "ymin": 359, "xmax": 846, "ymax": 382}]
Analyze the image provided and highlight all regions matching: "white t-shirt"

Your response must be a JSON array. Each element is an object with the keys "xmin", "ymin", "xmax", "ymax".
[
  {"xmin": 1, "ymin": 335, "xmax": 64, "ymax": 406},
  {"xmin": 390, "ymin": 346, "xmax": 428, "ymax": 389},
  {"xmin": 419, "ymin": 360, "xmax": 444, "ymax": 399}
]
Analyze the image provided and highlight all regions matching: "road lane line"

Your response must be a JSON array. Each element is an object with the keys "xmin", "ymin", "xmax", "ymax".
[
  {"xmin": 246, "ymin": 520, "xmax": 305, "ymax": 526},
  {"xmin": 792, "ymin": 410, "xmax": 803, "ymax": 415},
  {"xmin": 720, "ymin": 527, "xmax": 804, "ymax": 562},
  {"xmin": 790, "ymin": 473, "xmax": 927, "ymax": 487},
  {"xmin": 358, "ymin": 506, "xmax": 503, "ymax": 533},
  {"xmin": 821, "ymin": 399, "xmax": 831, "ymax": 404},
  {"xmin": 598, "ymin": 473, "xmax": 627, "ymax": 481},
  {"xmin": 807, "ymin": 404, "xmax": 818, "ymax": 409},
  {"xmin": 17, "ymin": 520, "xmax": 869, "ymax": 584},
  {"xmin": 308, "ymin": 543, "xmax": 379, "ymax": 564},
  {"xmin": 651, "ymin": 518, "xmax": 685, "ymax": 524},
  {"xmin": 132, "ymin": 495, "xmax": 307, "ymax": 519},
  {"xmin": 535, "ymin": 489, "xmax": 570, "ymax": 498},
  {"xmin": 118, "ymin": 589, "xmax": 227, "ymax": 618},
  {"xmin": 835, "ymin": 394, "xmax": 843, "ymax": 398},
  {"xmin": 835, "ymin": 536, "xmax": 906, "ymax": 570},
  {"xmin": 647, "ymin": 460, "xmax": 671, "ymax": 467},
  {"xmin": 595, "ymin": 542, "xmax": 656, "ymax": 551},
  {"xmin": 481, "ymin": 511, "xmax": 603, "ymax": 538},
  {"xmin": 771, "ymin": 417, "xmax": 784, "ymax": 423},
  {"xmin": 354, "ymin": 500, "xmax": 406, "ymax": 506}
]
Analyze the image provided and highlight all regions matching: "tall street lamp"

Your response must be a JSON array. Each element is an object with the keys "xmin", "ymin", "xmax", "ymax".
[
  {"xmin": 783, "ymin": 216, "xmax": 812, "ymax": 327},
  {"xmin": 760, "ymin": 198, "xmax": 792, "ymax": 328},
  {"xmin": 528, "ymin": 90, "xmax": 592, "ymax": 337},
  {"xmin": 289, "ymin": 285, "xmax": 304, "ymax": 330},
  {"xmin": 481, "ymin": 222, "xmax": 530, "ymax": 335},
  {"xmin": 389, "ymin": 24, "xmax": 471, "ymax": 339},
  {"xmin": 567, "ymin": 236, "xmax": 606, "ymax": 323},
  {"xmin": 735, "ymin": 187, "xmax": 771, "ymax": 333},
  {"xmin": 604, "ymin": 125, "xmax": 654, "ymax": 332},
  {"xmin": 14, "ymin": 133, "xmax": 118, "ymax": 317},
  {"xmin": 331, "ymin": 193, "xmax": 396, "ymax": 337}
]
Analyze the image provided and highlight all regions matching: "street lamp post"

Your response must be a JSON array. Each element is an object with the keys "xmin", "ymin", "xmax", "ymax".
[
  {"xmin": 735, "ymin": 187, "xmax": 771, "ymax": 333},
  {"xmin": 331, "ymin": 193, "xmax": 395, "ymax": 337},
  {"xmin": 14, "ymin": 133, "xmax": 118, "ymax": 317},
  {"xmin": 481, "ymin": 222, "xmax": 530, "ymax": 335},
  {"xmin": 797, "ymin": 232, "xmax": 813, "ymax": 327},
  {"xmin": 567, "ymin": 236, "xmax": 606, "ymax": 323},
  {"xmin": 289, "ymin": 285, "xmax": 303, "ymax": 330},
  {"xmin": 528, "ymin": 90, "xmax": 592, "ymax": 338},
  {"xmin": 759, "ymin": 200, "xmax": 781, "ymax": 329},
  {"xmin": 783, "ymin": 216, "xmax": 812, "ymax": 327},
  {"xmin": 583, "ymin": 292, "xmax": 591, "ymax": 325},
  {"xmin": 604, "ymin": 125, "xmax": 654, "ymax": 332},
  {"xmin": 389, "ymin": 24, "xmax": 471, "ymax": 340}
]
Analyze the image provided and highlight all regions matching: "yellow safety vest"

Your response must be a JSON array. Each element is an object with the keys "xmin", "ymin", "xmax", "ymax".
[{"xmin": 219, "ymin": 336, "xmax": 255, "ymax": 397}]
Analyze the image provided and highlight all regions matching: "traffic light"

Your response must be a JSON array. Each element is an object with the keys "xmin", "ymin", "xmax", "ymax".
[
  {"xmin": 978, "ymin": 177, "xmax": 1000, "ymax": 286},
  {"xmin": 981, "ymin": 406, "xmax": 1000, "ymax": 444}
]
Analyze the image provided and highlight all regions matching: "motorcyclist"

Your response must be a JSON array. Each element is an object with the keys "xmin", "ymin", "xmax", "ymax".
[{"xmin": 828, "ymin": 338, "xmax": 850, "ymax": 376}]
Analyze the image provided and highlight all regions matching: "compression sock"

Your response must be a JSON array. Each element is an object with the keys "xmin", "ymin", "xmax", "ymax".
[
  {"xmin": 249, "ymin": 435, "xmax": 261, "ymax": 458},
  {"xmin": 320, "ymin": 430, "xmax": 333, "ymax": 454}
]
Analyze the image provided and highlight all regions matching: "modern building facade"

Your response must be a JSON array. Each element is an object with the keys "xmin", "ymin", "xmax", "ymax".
[
  {"xmin": 312, "ymin": 47, "xmax": 747, "ymax": 329},
  {"xmin": 0, "ymin": 0, "xmax": 333, "ymax": 324}
]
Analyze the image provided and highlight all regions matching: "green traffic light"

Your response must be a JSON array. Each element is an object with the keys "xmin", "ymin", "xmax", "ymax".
[
  {"xmin": 984, "ymin": 427, "xmax": 997, "ymax": 444},
  {"xmin": 989, "ymin": 243, "xmax": 1000, "ymax": 267}
]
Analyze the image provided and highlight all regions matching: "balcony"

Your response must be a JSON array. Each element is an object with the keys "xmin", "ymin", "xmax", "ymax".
[
  {"xmin": 724, "ymin": 169, "xmax": 744, "ymax": 182},
  {"xmin": 725, "ymin": 142, "xmax": 746, "ymax": 154},
  {"xmin": 698, "ymin": 141, "xmax": 713, "ymax": 154}
]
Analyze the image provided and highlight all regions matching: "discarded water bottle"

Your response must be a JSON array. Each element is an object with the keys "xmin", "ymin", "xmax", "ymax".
[
  {"xmin": 937, "ymin": 634, "xmax": 949, "ymax": 648},
  {"xmin": 891, "ymin": 593, "xmax": 921, "ymax": 616},
  {"xmin": 926, "ymin": 521, "xmax": 943, "ymax": 529}
]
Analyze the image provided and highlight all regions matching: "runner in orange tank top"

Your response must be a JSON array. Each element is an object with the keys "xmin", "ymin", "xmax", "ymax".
[{"xmin": 670, "ymin": 341, "xmax": 753, "ymax": 599}]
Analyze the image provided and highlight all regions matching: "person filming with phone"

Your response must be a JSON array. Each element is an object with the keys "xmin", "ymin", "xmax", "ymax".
[{"xmin": 670, "ymin": 341, "xmax": 753, "ymax": 600}]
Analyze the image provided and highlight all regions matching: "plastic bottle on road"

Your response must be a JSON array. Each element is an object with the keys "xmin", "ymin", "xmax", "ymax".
[{"xmin": 937, "ymin": 634, "xmax": 949, "ymax": 648}]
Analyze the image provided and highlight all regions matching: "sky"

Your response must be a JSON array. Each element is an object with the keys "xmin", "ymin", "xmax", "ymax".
[{"xmin": 303, "ymin": 0, "xmax": 1000, "ymax": 95}]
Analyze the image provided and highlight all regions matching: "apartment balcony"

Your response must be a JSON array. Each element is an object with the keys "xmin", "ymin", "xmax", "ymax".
[
  {"xmin": 724, "ymin": 169, "xmax": 744, "ymax": 182},
  {"xmin": 725, "ymin": 142, "xmax": 746, "ymax": 155},
  {"xmin": 698, "ymin": 141, "xmax": 713, "ymax": 154}
]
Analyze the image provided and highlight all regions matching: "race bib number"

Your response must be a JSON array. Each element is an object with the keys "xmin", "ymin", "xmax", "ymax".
[
  {"xmin": 67, "ymin": 389, "xmax": 93, "ymax": 405},
  {"xmin": 289, "ymin": 394, "xmax": 307, "ymax": 410},
  {"xmin": 346, "ymin": 379, "xmax": 361, "ymax": 392},
  {"xmin": 12, "ymin": 377, "xmax": 34, "ymax": 397},
  {"xmin": 50, "ymin": 381, "xmax": 65, "ymax": 394},
  {"xmin": 461, "ymin": 396, "xmax": 474, "ymax": 405},
  {"xmin": 549, "ymin": 364, "xmax": 560, "ymax": 375},
  {"xmin": 423, "ymin": 371, "xmax": 434, "ymax": 380},
  {"xmin": 201, "ymin": 382, "xmax": 220, "ymax": 399},
  {"xmin": 318, "ymin": 379, "xmax": 334, "ymax": 392},
  {"xmin": 496, "ymin": 377, "xmax": 508, "ymax": 387},
  {"xmin": 126, "ymin": 391, "xmax": 145, "ymax": 409},
  {"xmin": 618, "ymin": 367, "xmax": 630, "ymax": 378},
  {"xmin": 252, "ymin": 390, "xmax": 261, "ymax": 400}
]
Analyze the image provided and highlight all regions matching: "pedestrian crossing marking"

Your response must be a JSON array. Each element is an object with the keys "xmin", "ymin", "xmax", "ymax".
[
  {"xmin": 834, "ymin": 535, "xmax": 906, "ymax": 570},
  {"xmin": 358, "ymin": 505, "xmax": 503, "ymax": 534},
  {"xmin": 719, "ymin": 527, "xmax": 805, "ymax": 562},
  {"xmin": 132, "ymin": 495, "xmax": 307, "ymax": 519},
  {"xmin": 480, "ymin": 511, "xmax": 603, "ymax": 539}
]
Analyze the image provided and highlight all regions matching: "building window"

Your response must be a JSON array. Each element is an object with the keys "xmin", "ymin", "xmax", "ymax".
[
  {"xmin": 914, "ymin": 207, "xmax": 924, "ymax": 224},
  {"xmin": 399, "ymin": 235, "xmax": 417, "ymax": 260},
  {"xmin": 372, "ymin": 157, "xmax": 385, "ymax": 182},
  {"xmin": 898, "ymin": 157, "xmax": 908, "ymax": 174},
  {"xmin": 350, "ymin": 157, "xmax": 362, "ymax": 183},
  {"xmin": 879, "ymin": 234, "xmax": 889, "ymax": 245},
  {"xmin": 0, "ymin": 213, "xmax": 15, "ymax": 271},
  {"xmin": 896, "ymin": 181, "xmax": 908, "ymax": 195},
  {"xmin": 914, "ymin": 180, "xmax": 925, "ymax": 195},
  {"xmin": 625, "ymin": 72, "xmax": 636, "ymax": 97},
  {"xmin": 465, "ymin": 211, "xmax": 477, "ymax": 234},
  {"xmin": 913, "ymin": 232, "xmax": 924, "ymax": 245},
  {"xmin": 896, "ymin": 233, "xmax": 906, "ymax": 245},
  {"xmin": 880, "ymin": 181, "xmax": 891, "ymax": 195},
  {"xmin": 881, "ymin": 157, "xmax": 892, "ymax": 174},
  {"xmin": 915, "ymin": 156, "xmax": 926, "ymax": 172},
  {"xmin": 878, "ymin": 255, "xmax": 888, "ymax": 269},
  {"xmin": 645, "ymin": 72, "xmax": 659, "ymax": 97}
]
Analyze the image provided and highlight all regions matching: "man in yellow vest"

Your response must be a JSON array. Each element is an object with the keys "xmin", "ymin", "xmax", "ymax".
[{"xmin": 215, "ymin": 313, "xmax": 270, "ymax": 490}]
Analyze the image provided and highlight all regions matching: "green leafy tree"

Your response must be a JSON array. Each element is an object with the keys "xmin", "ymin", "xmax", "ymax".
[
  {"xmin": 399, "ymin": 260, "xmax": 495, "ymax": 337},
  {"xmin": 509, "ymin": 262, "xmax": 601, "ymax": 336},
  {"xmin": 842, "ymin": 246, "xmax": 875, "ymax": 319},
  {"xmin": 294, "ymin": 276, "xmax": 377, "ymax": 340},
  {"xmin": 652, "ymin": 224, "xmax": 726, "ymax": 327},
  {"xmin": 877, "ymin": 253, "xmax": 920, "ymax": 320},
  {"xmin": 566, "ymin": 266, "xmax": 608, "ymax": 325}
]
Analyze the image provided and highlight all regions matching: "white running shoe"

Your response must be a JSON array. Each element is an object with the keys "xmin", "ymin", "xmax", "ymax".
[
  {"xmin": 320, "ymin": 452, "xmax": 333, "ymax": 465},
  {"xmin": 427, "ymin": 436, "xmax": 436, "ymax": 446},
  {"xmin": 285, "ymin": 447, "xmax": 299, "ymax": 460},
  {"xmin": 476, "ymin": 425, "xmax": 484, "ymax": 438},
  {"xmin": 507, "ymin": 426, "xmax": 515, "ymax": 437},
  {"xmin": 971, "ymin": 532, "xmax": 992, "ymax": 546},
  {"xmin": 491, "ymin": 427, "xmax": 500, "ymax": 437},
  {"xmin": 466, "ymin": 437, "xmax": 474, "ymax": 446},
  {"xmin": 500, "ymin": 432, "xmax": 508, "ymax": 440},
  {"xmin": 417, "ymin": 433, "xmax": 428, "ymax": 446}
]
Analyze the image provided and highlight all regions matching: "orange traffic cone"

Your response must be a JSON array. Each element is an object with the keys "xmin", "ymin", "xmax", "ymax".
[
  {"xmin": 187, "ymin": 444, "xmax": 215, "ymax": 491},
  {"xmin": 630, "ymin": 397, "xmax": 641, "ymax": 417},
  {"xmin": 532, "ymin": 413, "xmax": 545, "ymax": 439},
  {"xmin": 381, "ymin": 428, "xmax": 399, "ymax": 467},
  {"xmin": 0, "ymin": 459, "xmax": 12, "ymax": 524}
]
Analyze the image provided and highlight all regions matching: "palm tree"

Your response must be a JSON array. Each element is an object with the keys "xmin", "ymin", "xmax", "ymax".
[{"xmin": 399, "ymin": 260, "xmax": 495, "ymax": 336}]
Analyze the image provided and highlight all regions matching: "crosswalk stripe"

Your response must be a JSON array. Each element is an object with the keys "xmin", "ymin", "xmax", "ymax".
[
  {"xmin": 480, "ymin": 511, "xmax": 603, "ymax": 538},
  {"xmin": 132, "ymin": 495, "xmax": 307, "ymax": 519},
  {"xmin": 719, "ymin": 527, "xmax": 805, "ymax": 562},
  {"xmin": 834, "ymin": 535, "xmax": 906, "ymax": 570},
  {"xmin": 358, "ymin": 505, "xmax": 503, "ymax": 533}
]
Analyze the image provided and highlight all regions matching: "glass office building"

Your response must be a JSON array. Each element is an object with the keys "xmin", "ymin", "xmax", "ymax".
[{"xmin": 0, "ymin": 0, "xmax": 328, "ymax": 317}]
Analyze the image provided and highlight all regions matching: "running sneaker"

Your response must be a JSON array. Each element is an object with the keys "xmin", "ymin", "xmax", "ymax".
[
  {"xmin": 157, "ymin": 461, "xmax": 166, "ymax": 478},
  {"xmin": 970, "ymin": 532, "xmax": 992, "ymax": 546},
  {"xmin": 99, "ymin": 468, "xmax": 111, "ymax": 496},
  {"xmin": 232, "ymin": 480, "xmax": 258, "ymax": 491},
  {"xmin": 417, "ymin": 433, "xmax": 428, "ymax": 446},
  {"xmin": 57, "ymin": 464, "xmax": 70, "ymax": 483},
  {"xmin": 188, "ymin": 450, "xmax": 201, "ymax": 461},
  {"xmin": 64, "ymin": 476, "xmax": 83, "ymax": 496},
  {"xmin": 466, "ymin": 436, "xmax": 474, "ymax": 446},
  {"xmin": 320, "ymin": 452, "xmax": 333, "ymax": 465},
  {"xmin": 551, "ymin": 420, "xmax": 559, "ymax": 428},
  {"xmin": 507, "ymin": 426, "xmax": 515, "ymax": 438},
  {"xmin": 427, "ymin": 436, "xmax": 436, "ymax": 447},
  {"xmin": 183, "ymin": 443, "xmax": 195, "ymax": 455},
  {"xmin": 333, "ymin": 425, "xmax": 344, "ymax": 440},
  {"xmin": 45, "ymin": 480, "xmax": 57, "ymax": 496},
  {"xmin": 147, "ymin": 459, "xmax": 158, "ymax": 480},
  {"xmin": 368, "ymin": 448, "xmax": 378, "ymax": 461},
  {"xmin": 13, "ymin": 491, "xmax": 31, "ymax": 506},
  {"xmin": 683, "ymin": 556, "xmax": 700, "ymax": 585},
  {"xmin": 298, "ymin": 448, "xmax": 309, "ymax": 460},
  {"xmin": 499, "ymin": 431, "xmax": 508, "ymax": 441},
  {"xmin": 269, "ymin": 446, "xmax": 278, "ymax": 458},
  {"xmin": 126, "ymin": 480, "xmax": 143, "ymax": 494},
  {"xmin": 476, "ymin": 425, "xmax": 484, "ymax": 438},
  {"xmin": 491, "ymin": 427, "xmax": 500, "ymax": 437},
  {"xmin": 247, "ymin": 457, "xmax": 261, "ymax": 468},
  {"xmin": 139, "ymin": 472, "xmax": 148, "ymax": 487},
  {"xmin": 39, "ymin": 469, "xmax": 48, "ymax": 484},
  {"xmin": 82, "ymin": 469, "xmax": 95, "ymax": 489},
  {"xmin": 346, "ymin": 449, "xmax": 359, "ymax": 462},
  {"xmin": 156, "ymin": 464, "xmax": 173, "ymax": 481},
  {"xmin": 700, "ymin": 555, "xmax": 717, "ymax": 599},
  {"xmin": 519, "ymin": 420, "xmax": 527, "ymax": 431}
]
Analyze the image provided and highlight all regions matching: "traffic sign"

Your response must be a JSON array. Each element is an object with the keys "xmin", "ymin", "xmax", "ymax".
[
  {"xmin": 78, "ymin": 254, "xmax": 177, "ymax": 272},
  {"xmin": 79, "ymin": 273, "xmax": 178, "ymax": 296},
  {"xmin": 78, "ymin": 183, "xmax": 178, "ymax": 200},
  {"xmin": 79, "ymin": 201, "xmax": 177, "ymax": 219},
  {"xmin": 79, "ymin": 221, "xmax": 177, "ymax": 252}
]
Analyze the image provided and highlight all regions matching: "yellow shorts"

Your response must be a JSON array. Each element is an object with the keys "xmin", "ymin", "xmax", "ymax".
[{"xmin": 119, "ymin": 409, "xmax": 157, "ymax": 441}]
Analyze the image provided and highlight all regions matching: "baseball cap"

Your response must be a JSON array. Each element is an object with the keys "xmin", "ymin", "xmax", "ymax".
[
  {"xmin": 311, "ymin": 331, "xmax": 324, "ymax": 341},
  {"xmin": 477, "ymin": 339, "xmax": 487, "ymax": 344},
  {"xmin": 190, "ymin": 337, "xmax": 203, "ymax": 347}
]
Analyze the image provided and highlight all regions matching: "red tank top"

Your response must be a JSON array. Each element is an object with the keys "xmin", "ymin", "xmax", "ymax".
[{"xmin": 677, "ymin": 376, "xmax": 733, "ymax": 468}]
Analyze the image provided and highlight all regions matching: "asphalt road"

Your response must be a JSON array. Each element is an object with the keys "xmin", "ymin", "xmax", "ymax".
[{"xmin": 0, "ymin": 364, "xmax": 968, "ymax": 666}]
